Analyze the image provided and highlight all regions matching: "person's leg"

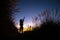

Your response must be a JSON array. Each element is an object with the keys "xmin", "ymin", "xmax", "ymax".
[
  {"xmin": 21, "ymin": 25, "xmax": 23, "ymax": 33},
  {"xmin": 20, "ymin": 25, "xmax": 23, "ymax": 33}
]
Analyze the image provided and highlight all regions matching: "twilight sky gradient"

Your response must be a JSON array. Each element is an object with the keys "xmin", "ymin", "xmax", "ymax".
[{"xmin": 12, "ymin": 0, "xmax": 60, "ymax": 28}]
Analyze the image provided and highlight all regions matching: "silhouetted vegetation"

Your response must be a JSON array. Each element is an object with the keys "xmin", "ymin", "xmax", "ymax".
[
  {"xmin": 22, "ymin": 8, "xmax": 60, "ymax": 39},
  {"xmin": 0, "ymin": 0, "xmax": 20, "ymax": 38},
  {"xmin": 0, "ymin": 0, "xmax": 60, "ymax": 39}
]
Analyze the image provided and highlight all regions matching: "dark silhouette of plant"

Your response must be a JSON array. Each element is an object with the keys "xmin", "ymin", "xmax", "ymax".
[
  {"xmin": 0, "ymin": 0, "xmax": 20, "ymax": 37},
  {"xmin": 38, "ymin": 8, "xmax": 60, "ymax": 24}
]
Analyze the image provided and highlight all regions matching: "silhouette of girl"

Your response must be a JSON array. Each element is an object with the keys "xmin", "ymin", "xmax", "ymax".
[{"xmin": 20, "ymin": 17, "xmax": 25, "ymax": 33}]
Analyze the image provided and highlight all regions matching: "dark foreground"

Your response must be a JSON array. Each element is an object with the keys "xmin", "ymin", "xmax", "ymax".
[{"xmin": 0, "ymin": 22, "xmax": 60, "ymax": 40}]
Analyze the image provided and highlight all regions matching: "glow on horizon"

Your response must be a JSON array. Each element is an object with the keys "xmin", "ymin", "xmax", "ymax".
[
  {"xmin": 15, "ymin": 21, "xmax": 34, "ymax": 29},
  {"xmin": 15, "ymin": 21, "xmax": 35, "ymax": 32},
  {"xmin": 14, "ymin": 19, "xmax": 41, "ymax": 33}
]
